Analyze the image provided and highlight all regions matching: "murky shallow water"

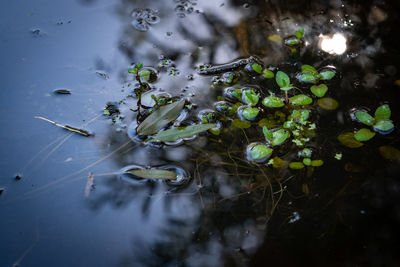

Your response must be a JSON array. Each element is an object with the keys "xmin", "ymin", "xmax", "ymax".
[{"xmin": 1, "ymin": 0, "xmax": 400, "ymax": 266}]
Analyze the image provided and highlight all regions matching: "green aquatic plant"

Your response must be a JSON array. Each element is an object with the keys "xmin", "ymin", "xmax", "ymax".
[{"xmin": 276, "ymin": 70, "xmax": 293, "ymax": 102}]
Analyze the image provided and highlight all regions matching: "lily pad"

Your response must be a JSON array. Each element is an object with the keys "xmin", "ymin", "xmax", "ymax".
[
  {"xmin": 310, "ymin": 84, "xmax": 328, "ymax": 98},
  {"xmin": 317, "ymin": 97, "xmax": 339, "ymax": 110},
  {"xmin": 374, "ymin": 104, "xmax": 391, "ymax": 121},
  {"xmin": 137, "ymin": 100, "xmax": 185, "ymax": 135},
  {"xmin": 379, "ymin": 146, "xmax": 400, "ymax": 160},
  {"xmin": 373, "ymin": 119, "xmax": 394, "ymax": 132},
  {"xmin": 289, "ymin": 162, "xmax": 305, "ymax": 169},
  {"xmin": 262, "ymin": 96, "xmax": 284, "ymax": 108},
  {"xmin": 149, "ymin": 123, "xmax": 216, "ymax": 142},
  {"xmin": 125, "ymin": 169, "xmax": 177, "ymax": 180},
  {"xmin": 354, "ymin": 128, "xmax": 375, "ymax": 141},
  {"xmin": 276, "ymin": 71, "xmax": 290, "ymax": 88},
  {"xmin": 354, "ymin": 111, "xmax": 375, "ymax": 126},
  {"xmin": 319, "ymin": 70, "xmax": 335, "ymax": 80},
  {"xmin": 289, "ymin": 94, "xmax": 312, "ymax": 106},
  {"xmin": 338, "ymin": 132, "xmax": 364, "ymax": 148},
  {"xmin": 250, "ymin": 144, "xmax": 273, "ymax": 161},
  {"xmin": 232, "ymin": 118, "xmax": 251, "ymax": 129}
]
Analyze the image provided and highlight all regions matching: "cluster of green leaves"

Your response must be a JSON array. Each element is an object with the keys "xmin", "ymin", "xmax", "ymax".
[
  {"xmin": 353, "ymin": 104, "xmax": 394, "ymax": 141},
  {"xmin": 128, "ymin": 62, "xmax": 153, "ymax": 82},
  {"xmin": 299, "ymin": 64, "xmax": 335, "ymax": 98}
]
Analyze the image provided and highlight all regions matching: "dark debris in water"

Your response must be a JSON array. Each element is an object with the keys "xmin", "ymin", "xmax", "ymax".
[
  {"xmin": 15, "ymin": 174, "xmax": 22, "ymax": 180},
  {"xmin": 131, "ymin": 8, "xmax": 160, "ymax": 32},
  {"xmin": 0, "ymin": 187, "xmax": 4, "ymax": 195},
  {"xmin": 53, "ymin": 89, "xmax": 71, "ymax": 95}
]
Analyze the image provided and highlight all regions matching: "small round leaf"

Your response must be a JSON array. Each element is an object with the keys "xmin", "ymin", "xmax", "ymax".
[
  {"xmin": 262, "ymin": 96, "xmax": 284, "ymax": 108},
  {"xmin": 276, "ymin": 71, "xmax": 290, "ymax": 88},
  {"xmin": 319, "ymin": 70, "xmax": 335, "ymax": 80},
  {"xmin": 310, "ymin": 84, "xmax": 328, "ymax": 98},
  {"xmin": 289, "ymin": 94, "xmax": 312, "ymax": 106},
  {"xmin": 317, "ymin": 97, "xmax": 339, "ymax": 110},
  {"xmin": 354, "ymin": 128, "xmax": 375, "ymax": 141},
  {"xmin": 289, "ymin": 162, "xmax": 305, "ymax": 169},
  {"xmin": 250, "ymin": 145, "xmax": 273, "ymax": 161},
  {"xmin": 338, "ymin": 132, "xmax": 364, "ymax": 148}
]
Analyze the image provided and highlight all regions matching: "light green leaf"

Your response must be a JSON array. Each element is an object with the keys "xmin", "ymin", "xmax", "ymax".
[
  {"xmin": 276, "ymin": 71, "xmax": 290, "ymax": 88},
  {"xmin": 302, "ymin": 148, "xmax": 312, "ymax": 157},
  {"xmin": 338, "ymin": 132, "xmax": 364, "ymax": 148},
  {"xmin": 232, "ymin": 118, "xmax": 251, "ymax": 129},
  {"xmin": 311, "ymin": 160, "xmax": 324, "ymax": 167},
  {"xmin": 137, "ymin": 100, "xmax": 185, "ymax": 135},
  {"xmin": 139, "ymin": 69, "xmax": 151, "ymax": 81},
  {"xmin": 303, "ymin": 158, "xmax": 311, "ymax": 166},
  {"xmin": 300, "ymin": 73, "xmax": 316, "ymax": 83},
  {"xmin": 262, "ymin": 96, "xmax": 284, "ymax": 108},
  {"xmin": 271, "ymin": 129, "xmax": 290, "ymax": 146},
  {"xmin": 251, "ymin": 63, "xmax": 263, "ymax": 74},
  {"xmin": 250, "ymin": 144, "xmax": 273, "ymax": 161},
  {"xmin": 263, "ymin": 126, "xmax": 272, "ymax": 142},
  {"xmin": 295, "ymin": 28, "xmax": 304, "ymax": 39},
  {"xmin": 310, "ymin": 84, "xmax": 328, "ymax": 98},
  {"xmin": 149, "ymin": 123, "xmax": 216, "ymax": 142},
  {"xmin": 319, "ymin": 70, "xmax": 335, "ymax": 80},
  {"xmin": 374, "ymin": 104, "xmax": 391, "ymax": 121},
  {"xmin": 373, "ymin": 119, "xmax": 394, "ymax": 132},
  {"xmin": 354, "ymin": 111, "xmax": 375, "ymax": 126},
  {"xmin": 317, "ymin": 97, "xmax": 339, "ymax": 110},
  {"xmin": 125, "ymin": 169, "xmax": 177, "ymax": 180},
  {"xmin": 242, "ymin": 107, "xmax": 259, "ymax": 120},
  {"xmin": 354, "ymin": 128, "xmax": 376, "ymax": 141},
  {"xmin": 289, "ymin": 94, "xmax": 312, "ymax": 106},
  {"xmin": 289, "ymin": 162, "xmax": 305, "ymax": 169},
  {"xmin": 262, "ymin": 69, "xmax": 274, "ymax": 78},
  {"xmin": 242, "ymin": 89, "xmax": 259, "ymax": 106},
  {"xmin": 301, "ymin": 65, "xmax": 318, "ymax": 76},
  {"xmin": 284, "ymin": 36, "xmax": 300, "ymax": 46}
]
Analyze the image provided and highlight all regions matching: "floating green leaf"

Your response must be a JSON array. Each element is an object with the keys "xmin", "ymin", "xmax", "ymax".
[
  {"xmin": 301, "ymin": 65, "xmax": 318, "ymax": 76},
  {"xmin": 354, "ymin": 111, "xmax": 374, "ymax": 126},
  {"xmin": 289, "ymin": 94, "xmax": 312, "ymax": 106},
  {"xmin": 242, "ymin": 89, "xmax": 259, "ymax": 106},
  {"xmin": 354, "ymin": 128, "xmax": 376, "ymax": 141},
  {"xmin": 149, "ymin": 123, "xmax": 216, "ymax": 142},
  {"xmin": 284, "ymin": 37, "xmax": 300, "ymax": 46},
  {"xmin": 300, "ymin": 73, "xmax": 316, "ymax": 83},
  {"xmin": 139, "ymin": 69, "xmax": 151, "ymax": 81},
  {"xmin": 335, "ymin": 153, "xmax": 342, "ymax": 160},
  {"xmin": 137, "ymin": 100, "xmax": 185, "ymax": 135},
  {"xmin": 317, "ymin": 97, "xmax": 339, "ymax": 110},
  {"xmin": 289, "ymin": 162, "xmax": 305, "ymax": 169},
  {"xmin": 303, "ymin": 158, "xmax": 311, "ymax": 166},
  {"xmin": 271, "ymin": 129, "xmax": 290, "ymax": 146},
  {"xmin": 319, "ymin": 70, "xmax": 335, "ymax": 80},
  {"xmin": 338, "ymin": 132, "xmax": 364, "ymax": 148},
  {"xmin": 373, "ymin": 119, "xmax": 394, "ymax": 132},
  {"xmin": 379, "ymin": 146, "xmax": 400, "ymax": 160},
  {"xmin": 374, "ymin": 104, "xmax": 391, "ymax": 122},
  {"xmin": 232, "ymin": 118, "xmax": 251, "ymax": 129},
  {"xmin": 251, "ymin": 63, "xmax": 263, "ymax": 74},
  {"xmin": 250, "ymin": 144, "xmax": 273, "ymax": 161},
  {"xmin": 262, "ymin": 69, "xmax": 274, "ymax": 78},
  {"xmin": 125, "ymin": 169, "xmax": 177, "ymax": 180},
  {"xmin": 242, "ymin": 107, "xmax": 259, "ymax": 120},
  {"xmin": 310, "ymin": 84, "xmax": 328, "ymax": 98},
  {"xmin": 295, "ymin": 28, "xmax": 305, "ymax": 39},
  {"xmin": 276, "ymin": 71, "xmax": 290, "ymax": 88},
  {"xmin": 262, "ymin": 126, "xmax": 272, "ymax": 142},
  {"xmin": 262, "ymin": 96, "xmax": 284, "ymax": 108},
  {"xmin": 302, "ymin": 148, "xmax": 312, "ymax": 158},
  {"xmin": 311, "ymin": 160, "xmax": 324, "ymax": 167}
]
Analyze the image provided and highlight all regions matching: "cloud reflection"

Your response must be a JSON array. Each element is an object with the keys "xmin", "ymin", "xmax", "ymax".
[{"xmin": 319, "ymin": 33, "xmax": 347, "ymax": 55}]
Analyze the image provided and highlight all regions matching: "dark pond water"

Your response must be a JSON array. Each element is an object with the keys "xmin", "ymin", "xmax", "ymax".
[{"xmin": 1, "ymin": 0, "xmax": 400, "ymax": 266}]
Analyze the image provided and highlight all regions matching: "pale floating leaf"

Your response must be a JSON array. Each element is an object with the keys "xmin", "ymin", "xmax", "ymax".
[
  {"xmin": 354, "ymin": 128, "xmax": 375, "ymax": 141},
  {"xmin": 300, "ymin": 73, "xmax": 316, "ymax": 83},
  {"xmin": 289, "ymin": 162, "xmax": 305, "ymax": 169},
  {"xmin": 319, "ymin": 70, "xmax": 335, "ymax": 80},
  {"xmin": 338, "ymin": 132, "xmax": 364, "ymax": 148},
  {"xmin": 232, "ymin": 118, "xmax": 251, "ymax": 129},
  {"xmin": 137, "ymin": 100, "xmax": 185, "ymax": 135},
  {"xmin": 149, "ymin": 123, "xmax": 216, "ymax": 142},
  {"xmin": 251, "ymin": 63, "xmax": 263, "ymax": 74},
  {"xmin": 301, "ymin": 64, "xmax": 318, "ymax": 75},
  {"xmin": 311, "ymin": 160, "xmax": 324, "ymax": 167},
  {"xmin": 242, "ymin": 107, "xmax": 259, "ymax": 120},
  {"xmin": 289, "ymin": 94, "xmax": 312, "ymax": 106},
  {"xmin": 373, "ymin": 119, "xmax": 394, "ymax": 132},
  {"xmin": 317, "ymin": 97, "xmax": 339, "ymax": 110},
  {"xmin": 250, "ymin": 144, "xmax": 273, "ymax": 161},
  {"xmin": 262, "ymin": 69, "xmax": 274, "ymax": 78},
  {"xmin": 271, "ymin": 129, "xmax": 290, "ymax": 146},
  {"xmin": 125, "ymin": 169, "xmax": 177, "ymax": 180}
]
